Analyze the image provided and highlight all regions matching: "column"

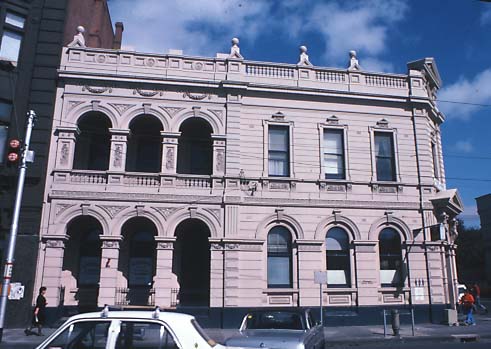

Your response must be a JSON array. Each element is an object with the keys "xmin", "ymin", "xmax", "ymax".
[
  {"xmin": 223, "ymin": 243, "xmax": 239, "ymax": 307},
  {"xmin": 54, "ymin": 126, "xmax": 79, "ymax": 170},
  {"xmin": 353, "ymin": 241, "xmax": 379, "ymax": 306},
  {"xmin": 41, "ymin": 235, "xmax": 68, "ymax": 306},
  {"xmin": 296, "ymin": 240, "xmax": 323, "ymax": 307},
  {"xmin": 154, "ymin": 238, "xmax": 177, "ymax": 308},
  {"xmin": 161, "ymin": 132, "xmax": 180, "ymax": 175},
  {"xmin": 107, "ymin": 129, "xmax": 129, "ymax": 185},
  {"xmin": 98, "ymin": 236, "xmax": 122, "ymax": 307}
]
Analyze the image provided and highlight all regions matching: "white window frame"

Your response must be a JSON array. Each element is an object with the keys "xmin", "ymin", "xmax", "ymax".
[
  {"xmin": 263, "ymin": 120, "xmax": 294, "ymax": 178},
  {"xmin": 369, "ymin": 127, "xmax": 401, "ymax": 183},
  {"xmin": 0, "ymin": 8, "xmax": 26, "ymax": 62},
  {"xmin": 318, "ymin": 124, "xmax": 349, "ymax": 181}
]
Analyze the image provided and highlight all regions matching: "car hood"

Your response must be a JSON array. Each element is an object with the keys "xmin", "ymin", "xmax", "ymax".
[{"xmin": 225, "ymin": 329, "xmax": 305, "ymax": 349}]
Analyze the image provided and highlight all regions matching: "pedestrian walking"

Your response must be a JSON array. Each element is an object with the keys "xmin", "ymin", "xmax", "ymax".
[
  {"xmin": 471, "ymin": 283, "xmax": 488, "ymax": 314},
  {"xmin": 25, "ymin": 286, "xmax": 48, "ymax": 336},
  {"xmin": 459, "ymin": 289, "xmax": 476, "ymax": 326}
]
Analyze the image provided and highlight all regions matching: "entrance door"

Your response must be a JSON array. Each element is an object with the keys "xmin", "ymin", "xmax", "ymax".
[{"xmin": 174, "ymin": 219, "xmax": 211, "ymax": 306}]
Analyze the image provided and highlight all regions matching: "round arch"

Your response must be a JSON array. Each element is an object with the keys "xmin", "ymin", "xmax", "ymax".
[
  {"xmin": 172, "ymin": 110, "xmax": 222, "ymax": 134},
  {"xmin": 255, "ymin": 213, "xmax": 304, "ymax": 240},
  {"xmin": 314, "ymin": 215, "xmax": 361, "ymax": 241},
  {"xmin": 56, "ymin": 206, "xmax": 111, "ymax": 236},
  {"xmin": 368, "ymin": 216, "xmax": 412, "ymax": 241},
  {"xmin": 68, "ymin": 103, "xmax": 118, "ymax": 129},
  {"xmin": 121, "ymin": 107, "xmax": 170, "ymax": 130},
  {"xmin": 112, "ymin": 207, "xmax": 165, "ymax": 237},
  {"xmin": 165, "ymin": 208, "xmax": 220, "ymax": 238}
]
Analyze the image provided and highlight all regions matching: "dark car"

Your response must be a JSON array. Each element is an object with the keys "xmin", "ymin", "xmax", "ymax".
[{"xmin": 225, "ymin": 309, "xmax": 325, "ymax": 349}]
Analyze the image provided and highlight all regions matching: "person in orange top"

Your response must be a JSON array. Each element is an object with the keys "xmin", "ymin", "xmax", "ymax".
[{"xmin": 459, "ymin": 289, "xmax": 476, "ymax": 325}]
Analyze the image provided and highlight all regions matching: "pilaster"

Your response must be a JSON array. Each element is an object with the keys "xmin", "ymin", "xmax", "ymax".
[
  {"xmin": 212, "ymin": 134, "xmax": 226, "ymax": 177},
  {"xmin": 108, "ymin": 129, "xmax": 129, "ymax": 172},
  {"xmin": 98, "ymin": 235, "xmax": 122, "ymax": 307},
  {"xmin": 161, "ymin": 132, "xmax": 180, "ymax": 174},
  {"xmin": 41, "ymin": 235, "xmax": 68, "ymax": 306},
  {"xmin": 296, "ymin": 240, "xmax": 323, "ymax": 307},
  {"xmin": 54, "ymin": 127, "xmax": 79, "ymax": 170},
  {"xmin": 353, "ymin": 240, "xmax": 379, "ymax": 306},
  {"xmin": 154, "ymin": 237, "xmax": 177, "ymax": 308}
]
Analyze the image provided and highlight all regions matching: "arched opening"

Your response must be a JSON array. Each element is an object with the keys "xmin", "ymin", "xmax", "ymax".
[
  {"xmin": 177, "ymin": 118, "xmax": 213, "ymax": 175},
  {"xmin": 326, "ymin": 227, "xmax": 351, "ymax": 287},
  {"xmin": 62, "ymin": 216, "xmax": 102, "ymax": 312},
  {"xmin": 126, "ymin": 115, "xmax": 163, "ymax": 173},
  {"xmin": 173, "ymin": 219, "xmax": 211, "ymax": 306},
  {"xmin": 267, "ymin": 226, "xmax": 292, "ymax": 288},
  {"xmin": 119, "ymin": 217, "xmax": 157, "ymax": 305},
  {"xmin": 73, "ymin": 112, "xmax": 112, "ymax": 170},
  {"xmin": 379, "ymin": 227, "xmax": 404, "ymax": 287}
]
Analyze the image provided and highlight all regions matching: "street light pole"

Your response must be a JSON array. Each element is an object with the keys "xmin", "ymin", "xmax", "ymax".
[{"xmin": 0, "ymin": 110, "xmax": 36, "ymax": 342}]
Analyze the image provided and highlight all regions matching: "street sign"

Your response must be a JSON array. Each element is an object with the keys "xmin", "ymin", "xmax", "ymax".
[{"xmin": 314, "ymin": 271, "xmax": 327, "ymax": 284}]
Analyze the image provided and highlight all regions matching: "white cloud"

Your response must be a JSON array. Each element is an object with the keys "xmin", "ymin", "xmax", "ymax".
[
  {"xmin": 438, "ymin": 69, "xmax": 491, "ymax": 120},
  {"xmin": 306, "ymin": 0, "xmax": 407, "ymax": 66},
  {"xmin": 453, "ymin": 140, "xmax": 474, "ymax": 153},
  {"xmin": 108, "ymin": 0, "xmax": 408, "ymax": 71},
  {"xmin": 109, "ymin": 0, "xmax": 272, "ymax": 56},
  {"xmin": 481, "ymin": 7, "xmax": 491, "ymax": 26}
]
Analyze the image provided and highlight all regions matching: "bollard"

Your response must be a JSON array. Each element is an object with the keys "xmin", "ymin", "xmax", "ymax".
[{"xmin": 391, "ymin": 309, "xmax": 400, "ymax": 336}]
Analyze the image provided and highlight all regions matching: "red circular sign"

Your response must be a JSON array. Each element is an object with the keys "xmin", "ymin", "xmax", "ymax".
[
  {"xmin": 9, "ymin": 139, "xmax": 20, "ymax": 149},
  {"xmin": 7, "ymin": 152, "xmax": 19, "ymax": 162}
]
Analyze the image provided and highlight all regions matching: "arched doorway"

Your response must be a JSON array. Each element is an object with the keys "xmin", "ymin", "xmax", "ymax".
[
  {"xmin": 177, "ymin": 118, "xmax": 213, "ymax": 175},
  {"xmin": 63, "ymin": 216, "xmax": 102, "ymax": 312},
  {"xmin": 73, "ymin": 112, "xmax": 112, "ymax": 171},
  {"xmin": 173, "ymin": 219, "xmax": 211, "ymax": 306},
  {"xmin": 119, "ymin": 217, "xmax": 157, "ymax": 305},
  {"xmin": 126, "ymin": 115, "xmax": 163, "ymax": 173}
]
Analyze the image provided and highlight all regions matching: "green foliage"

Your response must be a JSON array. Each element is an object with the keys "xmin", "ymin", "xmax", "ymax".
[{"xmin": 455, "ymin": 219, "xmax": 485, "ymax": 281}]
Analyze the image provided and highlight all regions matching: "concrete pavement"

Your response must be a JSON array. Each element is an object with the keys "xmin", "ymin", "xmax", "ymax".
[{"xmin": 0, "ymin": 307, "xmax": 489, "ymax": 348}]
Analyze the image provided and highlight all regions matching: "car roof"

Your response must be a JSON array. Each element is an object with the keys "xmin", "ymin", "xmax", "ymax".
[
  {"xmin": 246, "ymin": 308, "xmax": 308, "ymax": 315},
  {"xmin": 65, "ymin": 310, "xmax": 195, "ymax": 322}
]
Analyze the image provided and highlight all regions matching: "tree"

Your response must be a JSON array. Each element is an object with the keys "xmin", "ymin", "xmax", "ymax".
[{"xmin": 455, "ymin": 219, "xmax": 485, "ymax": 283}]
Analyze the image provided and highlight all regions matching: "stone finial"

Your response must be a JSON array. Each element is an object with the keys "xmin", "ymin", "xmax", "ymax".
[
  {"xmin": 348, "ymin": 50, "xmax": 361, "ymax": 70},
  {"xmin": 297, "ymin": 45, "xmax": 312, "ymax": 66},
  {"xmin": 68, "ymin": 26, "xmax": 86, "ymax": 47},
  {"xmin": 229, "ymin": 37, "xmax": 243, "ymax": 59}
]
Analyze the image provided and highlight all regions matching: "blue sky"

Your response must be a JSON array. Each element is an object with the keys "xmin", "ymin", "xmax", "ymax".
[{"xmin": 108, "ymin": 0, "xmax": 491, "ymax": 228}]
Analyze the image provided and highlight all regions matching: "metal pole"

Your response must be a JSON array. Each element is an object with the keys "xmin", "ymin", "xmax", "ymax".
[
  {"xmin": 0, "ymin": 110, "xmax": 36, "ymax": 342},
  {"xmin": 319, "ymin": 282, "xmax": 323, "ymax": 326}
]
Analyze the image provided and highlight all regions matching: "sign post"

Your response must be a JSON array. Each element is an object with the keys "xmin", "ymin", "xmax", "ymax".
[{"xmin": 314, "ymin": 271, "xmax": 327, "ymax": 325}]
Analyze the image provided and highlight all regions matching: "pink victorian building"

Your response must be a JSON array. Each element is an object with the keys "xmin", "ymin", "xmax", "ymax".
[{"xmin": 35, "ymin": 32, "xmax": 463, "ymax": 324}]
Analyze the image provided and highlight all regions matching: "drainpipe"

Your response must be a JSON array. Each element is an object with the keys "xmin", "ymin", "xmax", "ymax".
[{"xmin": 411, "ymin": 110, "xmax": 433, "ymax": 323}]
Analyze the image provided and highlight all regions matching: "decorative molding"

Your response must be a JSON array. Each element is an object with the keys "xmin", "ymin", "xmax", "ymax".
[
  {"xmin": 55, "ymin": 203, "xmax": 76, "ymax": 216},
  {"xmin": 98, "ymin": 205, "xmax": 129, "ymax": 218},
  {"xmin": 133, "ymin": 89, "xmax": 163, "ymax": 97},
  {"xmin": 157, "ymin": 242, "xmax": 173, "ymax": 250},
  {"xmin": 113, "ymin": 145, "xmax": 123, "ymax": 168},
  {"xmin": 82, "ymin": 85, "xmax": 112, "ymax": 94},
  {"xmin": 153, "ymin": 207, "xmax": 178, "ymax": 219},
  {"xmin": 67, "ymin": 100, "xmax": 84, "ymax": 111},
  {"xmin": 160, "ymin": 106, "xmax": 185, "ymax": 117},
  {"xmin": 102, "ymin": 240, "xmax": 120, "ymax": 249},
  {"xmin": 211, "ymin": 243, "xmax": 223, "ymax": 250},
  {"xmin": 226, "ymin": 243, "xmax": 239, "ymax": 250},
  {"xmin": 60, "ymin": 143, "xmax": 70, "ymax": 165},
  {"xmin": 45, "ymin": 239, "xmax": 65, "ymax": 248},
  {"xmin": 182, "ymin": 91, "xmax": 210, "ymax": 100},
  {"xmin": 215, "ymin": 149, "xmax": 225, "ymax": 172},
  {"xmin": 165, "ymin": 148, "xmax": 175, "ymax": 170},
  {"xmin": 209, "ymin": 110, "xmax": 224, "ymax": 125},
  {"xmin": 109, "ymin": 103, "xmax": 135, "ymax": 115},
  {"xmin": 204, "ymin": 208, "xmax": 221, "ymax": 222}
]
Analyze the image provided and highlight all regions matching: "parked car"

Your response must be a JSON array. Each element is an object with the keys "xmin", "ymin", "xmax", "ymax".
[
  {"xmin": 35, "ymin": 307, "xmax": 254, "ymax": 349},
  {"xmin": 225, "ymin": 309, "xmax": 325, "ymax": 349}
]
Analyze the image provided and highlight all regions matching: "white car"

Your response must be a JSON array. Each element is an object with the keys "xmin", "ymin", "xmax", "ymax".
[{"xmin": 35, "ymin": 307, "xmax": 253, "ymax": 349}]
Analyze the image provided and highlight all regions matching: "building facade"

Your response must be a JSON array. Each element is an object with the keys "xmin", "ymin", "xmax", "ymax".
[
  {"xmin": 476, "ymin": 194, "xmax": 491, "ymax": 288},
  {"xmin": 0, "ymin": 0, "xmax": 118, "ymax": 327},
  {"xmin": 35, "ymin": 33, "xmax": 463, "ymax": 324}
]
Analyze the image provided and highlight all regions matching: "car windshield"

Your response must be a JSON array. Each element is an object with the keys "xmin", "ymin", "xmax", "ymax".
[
  {"xmin": 244, "ymin": 312, "xmax": 304, "ymax": 330},
  {"xmin": 191, "ymin": 319, "xmax": 217, "ymax": 347}
]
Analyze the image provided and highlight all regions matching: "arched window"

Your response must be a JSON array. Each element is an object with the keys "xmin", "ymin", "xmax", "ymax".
[
  {"xmin": 73, "ymin": 112, "xmax": 111, "ymax": 170},
  {"xmin": 267, "ymin": 226, "xmax": 292, "ymax": 288},
  {"xmin": 326, "ymin": 227, "xmax": 350, "ymax": 287},
  {"xmin": 379, "ymin": 228, "xmax": 403, "ymax": 286},
  {"xmin": 126, "ymin": 115, "xmax": 163, "ymax": 173},
  {"xmin": 128, "ymin": 230, "xmax": 156, "ymax": 287},
  {"xmin": 177, "ymin": 118, "xmax": 213, "ymax": 175},
  {"xmin": 78, "ymin": 229, "xmax": 102, "ymax": 287}
]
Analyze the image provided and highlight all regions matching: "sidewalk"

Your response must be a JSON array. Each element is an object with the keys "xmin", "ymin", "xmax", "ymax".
[{"xmin": 0, "ymin": 310, "xmax": 489, "ymax": 348}]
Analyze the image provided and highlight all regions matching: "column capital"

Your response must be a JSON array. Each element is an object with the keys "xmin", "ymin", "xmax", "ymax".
[
  {"xmin": 109, "ymin": 128, "xmax": 130, "ymax": 135},
  {"xmin": 100, "ymin": 235, "xmax": 122, "ymax": 249},
  {"xmin": 155, "ymin": 237, "xmax": 176, "ymax": 250},
  {"xmin": 42, "ymin": 235, "xmax": 69, "ymax": 248},
  {"xmin": 55, "ymin": 126, "xmax": 79, "ymax": 138},
  {"xmin": 161, "ymin": 131, "xmax": 181, "ymax": 138}
]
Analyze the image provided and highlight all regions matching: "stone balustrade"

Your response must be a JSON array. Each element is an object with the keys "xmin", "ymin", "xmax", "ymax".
[{"xmin": 60, "ymin": 47, "xmax": 425, "ymax": 98}]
